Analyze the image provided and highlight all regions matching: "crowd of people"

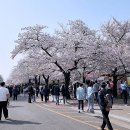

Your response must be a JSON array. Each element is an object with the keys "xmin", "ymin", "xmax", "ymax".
[
  {"xmin": 73, "ymin": 79, "xmax": 129, "ymax": 130},
  {"xmin": 18, "ymin": 79, "xmax": 130, "ymax": 111},
  {"xmin": 0, "ymin": 79, "xmax": 129, "ymax": 130}
]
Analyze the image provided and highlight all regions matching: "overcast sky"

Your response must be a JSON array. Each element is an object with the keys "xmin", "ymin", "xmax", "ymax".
[{"xmin": 0, "ymin": 0, "xmax": 130, "ymax": 81}]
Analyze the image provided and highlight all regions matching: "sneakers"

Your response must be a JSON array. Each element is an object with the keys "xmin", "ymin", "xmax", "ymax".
[
  {"xmin": 78, "ymin": 110, "xmax": 85, "ymax": 113},
  {"xmin": 87, "ymin": 109, "xmax": 89, "ymax": 112},
  {"xmin": 5, "ymin": 117, "xmax": 9, "ymax": 120}
]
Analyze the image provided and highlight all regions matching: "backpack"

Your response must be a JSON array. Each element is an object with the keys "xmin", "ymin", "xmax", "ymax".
[{"xmin": 104, "ymin": 94, "xmax": 113, "ymax": 109}]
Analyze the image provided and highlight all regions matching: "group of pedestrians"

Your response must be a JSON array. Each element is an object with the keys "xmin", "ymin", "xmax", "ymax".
[
  {"xmin": 28, "ymin": 82, "xmax": 67, "ymax": 106},
  {"xmin": 76, "ymin": 80, "xmax": 99, "ymax": 113},
  {"xmin": 0, "ymin": 79, "xmax": 129, "ymax": 130},
  {"xmin": 21, "ymin": 79, "xmax": 129, "ymax": 130},
  {"xmin": 76, "ymin": 80, "xmax": 114, "ymax": 130},
  {"xmin": 39, "ymin": 83, "xmax": 66, "ymax": 105},
  {"xmin": 75, "ymin": 79, "xmax": 129, "ymax": 130}
]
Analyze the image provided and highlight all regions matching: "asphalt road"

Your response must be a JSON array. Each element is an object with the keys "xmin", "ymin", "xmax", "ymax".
[{"xmin": 0, "ymin": 95, "xmax": 129, "ymax": 130}]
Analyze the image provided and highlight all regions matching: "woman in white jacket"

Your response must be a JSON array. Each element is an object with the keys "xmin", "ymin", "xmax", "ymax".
[
  {"xmin": 87, "ymin": 81, "xmax": 94, "ymax": 113},
  {"xmin": 76, "ymin": 83, "xmax": 85, "ymax": 113}
]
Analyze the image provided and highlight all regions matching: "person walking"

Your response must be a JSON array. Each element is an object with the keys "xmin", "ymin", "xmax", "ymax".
[
  {"xmin": 54, "ymin": 84, "xmax": 60, "ymax": 105},
  {"xmin": 32, "ymin": 87, "xmax": 36, "ymax": 102},
  {"xmin": 61, "ymin": 84, "xmax": 67, "ymax": 104},
  {"xmin": 120, "ymin": 80, "xmax": 128, "ymax": 105},
  {"xmin": 12, "ymin": 85, "xmax": 18, "ymax": 100},
  {"xmin": 28, "ymin": 85, "xmax": 34, "ymax": 103},
  {"xmin": 98, "ymin": 82, "xmax": 113, "ymax": 130},
  {"xmin": 106, "ymin": 81, "xmax": 113, "ymax": 104},
  {"xmin": 93, "ymin": 80, "xmax": 100, "ymax": 103},
  {"xmin": 76, "ymin": 83, "xmax": 85, "ymax": 113},
  {"xmin": 43, "ymin": 85, "xmax": 50, "ymax": 103},
  {"xmin": 0, "ymin": 82, "xmax": 10, "ymax": 120},
  {"xmin": 36, "ymin": 87, "xmax": 39, "ymax": 97},
  {"xmin": 87, "ymin": 81, "xmax": 94, "ymax": 113},
  {"xmin": 51, "ymin": 84, "xmax": 55, "ymax": 102},
  {"xmin": 40, "ymin": 86, "xmax": 44, "ymax": 101}
]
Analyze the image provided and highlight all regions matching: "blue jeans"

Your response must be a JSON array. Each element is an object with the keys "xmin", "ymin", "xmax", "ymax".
[{"xmin": 55, "ymin": 95, "xmax": 59, "ymax": 105}]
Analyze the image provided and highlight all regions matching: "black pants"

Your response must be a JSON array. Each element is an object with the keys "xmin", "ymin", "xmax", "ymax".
[
  {"xmin": 94, "ymin": 92, "xmax": 98, "ymax": 103},
  {"xmin": 13, "ymin": 94, "xmax": 17, "ymax": 100},
  {"xmin": 122, "ymin": 90, "xmax": 128, "ymax": 104},
  {"xmin": 44, "ymin": 95, "xmax": 48, "ymax": 102},
  {"xmin": 101, "ymin": 109, "xmax": 113, "ymax": 130},
  {"xmin": 28, "ymin": 94, "xmax": 32, "ymax": 103},
  {"xmin": 78, "ymin": 100, "xmax": 84, "ymax": 110},
  {"xmin": 36, "ymin": 92, "xmax": 39, "ymax": 97},
  {"xmin": 63, "ymin": 96, "xmax": 67, "ymax": 104},
  {"xmin": 0, "ymin": 101, "xmax": 8, "ymax": 120},
  {"xmin": 40, "ymin": 94, "xmax": 43, "ymax": 101}
]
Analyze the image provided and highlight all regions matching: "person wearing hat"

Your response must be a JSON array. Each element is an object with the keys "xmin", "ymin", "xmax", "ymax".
[
  {"xmin": 0, "ymin": 82, "xmax": 10, "ymax": 120},
  {"xmin": 98, "ymin": 82, "xmax": 113, "ymax": 130}
]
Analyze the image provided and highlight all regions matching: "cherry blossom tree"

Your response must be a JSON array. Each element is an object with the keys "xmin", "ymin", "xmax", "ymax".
[
  {"xmin": 27, "ymin": 51, "xmax": 63, "ymax": 86},
  {"xmin": 54, "ymin": 20, "xmax": 98, "ymax": 94},
  {"xmin": 11, "ymin": 20, "xmax": 98, "ymax": 98},
  {"xmin": 99, "ymin": 18, "xmax": 130, "ymax": 96}
]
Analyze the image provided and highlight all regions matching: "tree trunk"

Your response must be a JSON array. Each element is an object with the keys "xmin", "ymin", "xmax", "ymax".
[
  {"xmin": 83, "ymin": 75, "xmax": 86, "ymax": 83},
  {"xmin": 64, "ymin": 71, "xmax": 70, "ymax": 99},
  {"xmin": 112, "ymin": 68, "xmax": 118, "ymax": 97},
  {"xmin": 38, "ymin": 75, "xmax": 41, "ymax": 86},
  {"xmin": 29, "ymin": 79, "xmax": 31, "ymax": 84},
  {"xmin": 42, "ymin": 75, "xmax": 49, "ymax": 87},
  {"xmin": 45, "ymin": 77, "xmax": 49, "ymax": 87},
  {"xmin": 113, "ymin": 75, "xmax": 118, "ymax": 97},
  {"xmin": 35, "ymin": 75, "xmax": 38, "ymax": 85},
  {"xmin": 83, "ymin": 66, "xmax": 86, "ymax": 83}
]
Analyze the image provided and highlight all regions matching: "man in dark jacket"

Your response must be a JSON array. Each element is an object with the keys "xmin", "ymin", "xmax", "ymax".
[
  {"xmin": 98, "ymin": 82, "xmax": 113, "ymax": 130},
  {"xmin": 43, "ymin": 85, "xmax": 50, "ymax": 102},
  {"xmin": 12, "ymin": 86, "xmax": 18, "ymax": 100},
  {"xmin": 28, "ymin": 85, "xmax": 34, "ymax": 103},
  {"xmin": 54, "ymin": 84, "xmax": 60, "ymax": 105},
  {"xmin": 61, "ymin": 84, "xmax": 67, "ymax": 104}
]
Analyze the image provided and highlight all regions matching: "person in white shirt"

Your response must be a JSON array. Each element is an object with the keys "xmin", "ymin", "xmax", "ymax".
[
  {"xmin": 76, "ymin": 83, "xmax": 85, "ymax": 113},
  {"xmin": 87, "ymin": 81, "xmax": 94, "ymax": 113},
  {"xmin": 0, "ymin": 82, "xmax": 10, "ymax": 120}
]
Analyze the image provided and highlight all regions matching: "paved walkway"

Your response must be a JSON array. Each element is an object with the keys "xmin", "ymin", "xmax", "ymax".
[
  {"xmin": 23, "ymin": 94, "xmax": 130, "ymax": 129},
  {"xmin": 47, "ymin": 96, "xmax": 130, "ymax": 122},
  {"xmin": 64, "ymin": 97, "xmax": 130, "ymax": 129}
]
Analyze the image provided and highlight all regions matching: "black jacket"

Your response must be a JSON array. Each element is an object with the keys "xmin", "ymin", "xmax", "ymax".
[
  {"xmin": 54, "ymin": 85, "xmax": 60, "ymax": 96},
  {"xmin": 98, "ymin": 88, "xmax": 107, "ymax": 110},
  {"xmin": 61, "ymin": 85, "xmax": 67, "ymax": 96}
]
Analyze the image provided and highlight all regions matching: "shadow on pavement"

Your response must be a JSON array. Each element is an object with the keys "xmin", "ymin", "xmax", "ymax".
[
  {"xmin": 8, "ymin": 105, "xmax": 24, "ymax": 108},
  {"xmin": 0, "ymin": 119, "xmax": 42, "ymax": 125},
  {"xmin": 94, "ymin": 115, "xmax": 103, "ymax": 119},
  {"xmin": 111, "ymin": 108, "xmax": 123, "ymax": 110}
]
